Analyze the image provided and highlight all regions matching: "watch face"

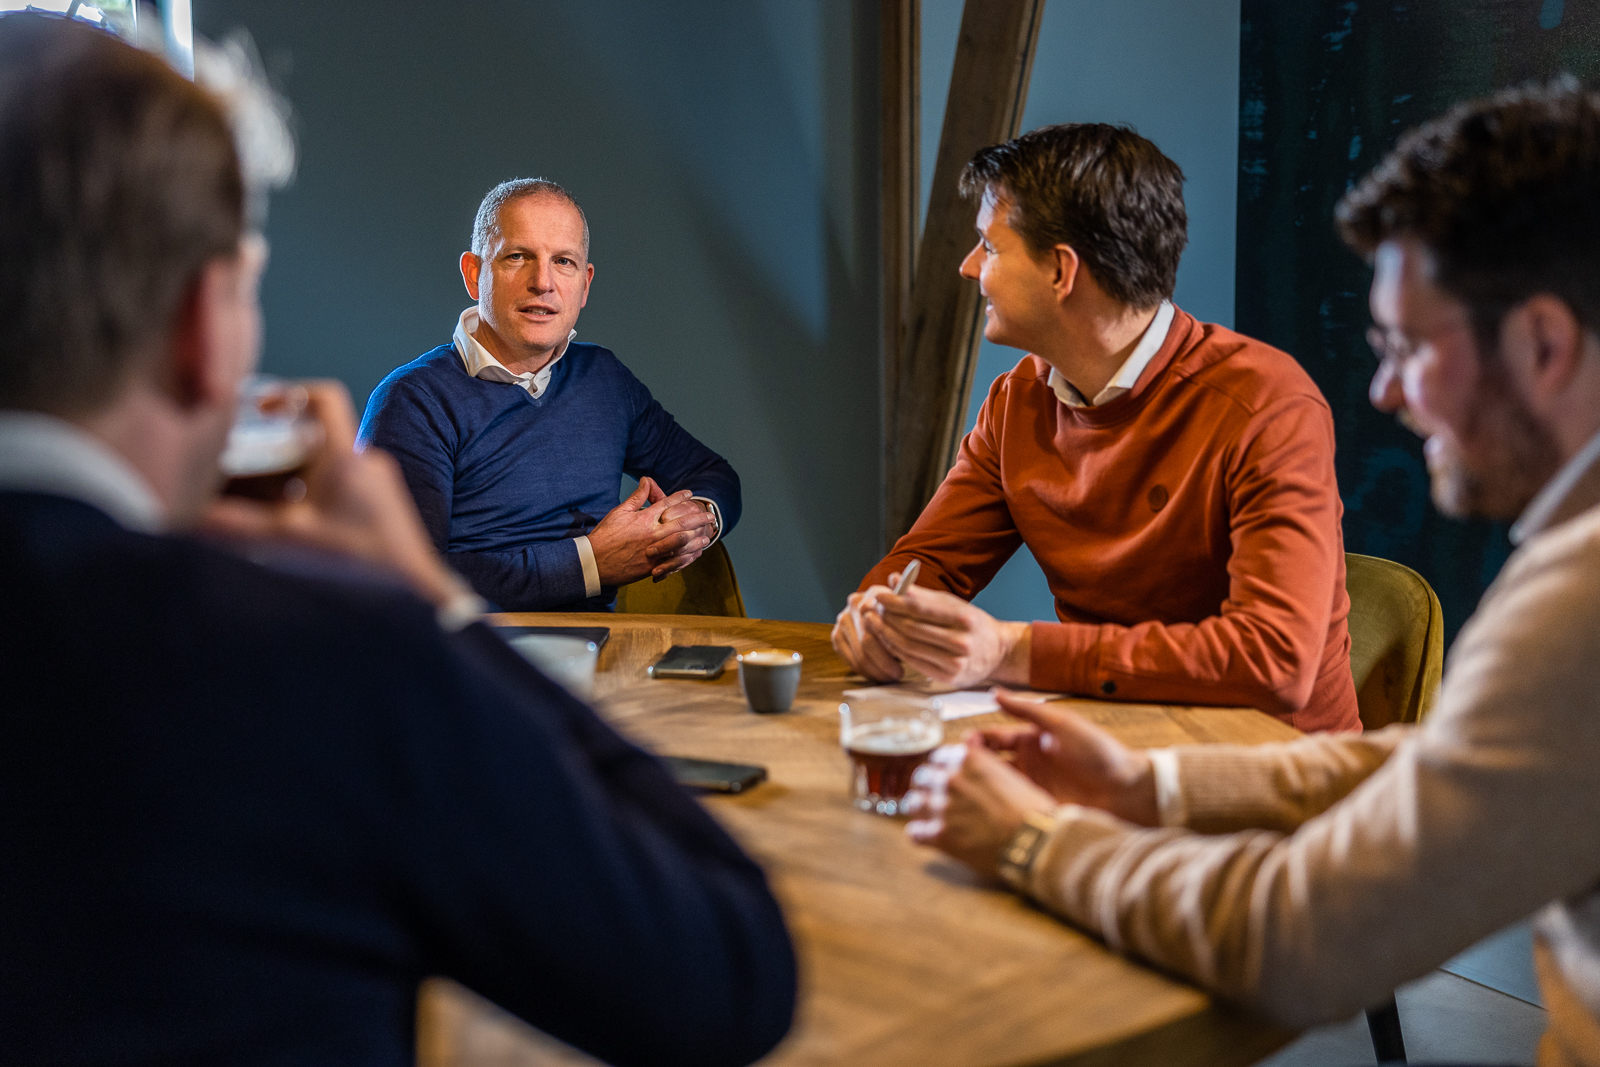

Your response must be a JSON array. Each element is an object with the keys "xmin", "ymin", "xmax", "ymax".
[
  {"xmin": 1004, "ymin": 832, "xmax": 1035, "ymax": 865},
  {"xmin": 998, "ymin": 815, "xmax": 1055, "ymax": 892}
]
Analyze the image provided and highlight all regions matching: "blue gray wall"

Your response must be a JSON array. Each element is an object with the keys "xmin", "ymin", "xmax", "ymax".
[
  {"xmin": 195, "ymin": 0, "xmax": 883, "ymax": 623},
  {"xmin": 196, "ymin": 0, "xmax": 1241, "ymax": 624},
  {"xmin": 921, "ymin": 0, "xmax": 1242, "ymax": 623}
]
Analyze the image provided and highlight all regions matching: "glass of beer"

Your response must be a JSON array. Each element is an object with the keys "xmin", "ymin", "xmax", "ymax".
[
  {"xmin": 839, "ymin": 695, "xmax": 943, "ymax": 816},
  {"xmin": 220, "ymin": 375, "xmax": 321, "ymax": 501}
]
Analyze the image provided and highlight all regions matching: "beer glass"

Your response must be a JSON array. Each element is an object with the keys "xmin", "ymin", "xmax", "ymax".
[
  {"xmin": 838, "ymin": 695, "xmax": 942, "ymax": 816},
  {"xmin": 219, "ymin": 375, "xmax": 320, "ymax": 501}
]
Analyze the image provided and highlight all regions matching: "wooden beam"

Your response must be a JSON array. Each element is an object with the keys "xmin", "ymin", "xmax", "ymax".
[
  {"xmin": 884, "ymin": 0, "xmax": 1043, "ymax": 548},
  {"xmin": 880, "ymin": 0, "xmax": 919, "ymax": 550}
]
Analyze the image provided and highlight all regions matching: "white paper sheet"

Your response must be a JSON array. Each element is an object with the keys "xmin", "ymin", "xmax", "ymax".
[{"xmin": 840, "ymin": 683, "xmax": 1061, "ymax": 721}]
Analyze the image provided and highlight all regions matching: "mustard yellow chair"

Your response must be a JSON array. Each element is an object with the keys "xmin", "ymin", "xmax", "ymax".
[
  {"xmin": 1344, "ymin": 551, "xmax": 1446, "ymax": 1063},
  {"xmin": 614, "ymin": 541, "xmax": 747, "ymax": 617},
  {"xmin": 1345, "ymin": 552, "xmax": 1445, "ymax": 730}
]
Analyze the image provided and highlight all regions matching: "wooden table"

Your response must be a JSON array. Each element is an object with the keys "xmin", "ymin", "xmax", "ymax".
[{"xmin": 418, "ymin": 614, "xmax": 1301, "ymax": 1067}]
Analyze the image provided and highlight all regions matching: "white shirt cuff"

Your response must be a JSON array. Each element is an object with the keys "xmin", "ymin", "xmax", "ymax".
[
  {"xmin": 692, "ymin": 496, "xmax": 723, "ymax": 545},
  {"xmin": 1147, "ymin": 748, "xmax": 1187, "ymax": 827},
  {"xmin": 434, "ymin": 569, "xmax": 488, "ymax": 633},
  {"xmin": 574, "ymin": 535, "xmax": 601, "ymax": 599}
]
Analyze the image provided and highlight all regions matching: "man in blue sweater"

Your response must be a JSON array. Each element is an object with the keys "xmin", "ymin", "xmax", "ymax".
[
  {"xmin": 0, "ymin": 15, "xmax": 792, "ymax": 1066},
  {"xmin": 359, "ymin": 180, "xmax": 741, "ymax": 611}
]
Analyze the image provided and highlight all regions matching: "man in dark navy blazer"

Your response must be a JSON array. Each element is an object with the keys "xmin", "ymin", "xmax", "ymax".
[
  {"xmin": 0, "ymin": 14, "xmax": 793, "ymax": 1067},
  {"xmin": 359, "ymin": 179, "xmax": 741, "ymax": 612}
]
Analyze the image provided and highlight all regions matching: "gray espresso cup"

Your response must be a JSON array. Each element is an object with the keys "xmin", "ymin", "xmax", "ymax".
[{"xmin": 738, "ymin": 649, "xmax": 803, "ymax": 713}]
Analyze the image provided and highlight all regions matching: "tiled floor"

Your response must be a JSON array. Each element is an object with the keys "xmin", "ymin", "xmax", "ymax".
[{"xmin": 1258, "ymin": 969, "xmax": 1546, "ymax": 1066}]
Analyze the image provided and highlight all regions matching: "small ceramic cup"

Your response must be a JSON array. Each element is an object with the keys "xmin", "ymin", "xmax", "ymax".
[{"xmin": 737, "ymin": 649, "xmax": 803, "ymax": 713}]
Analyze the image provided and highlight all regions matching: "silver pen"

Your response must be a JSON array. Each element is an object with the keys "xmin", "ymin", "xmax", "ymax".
[{"xmin": 891, "ymin": 558, "xmax": 921, "ymax": 595}]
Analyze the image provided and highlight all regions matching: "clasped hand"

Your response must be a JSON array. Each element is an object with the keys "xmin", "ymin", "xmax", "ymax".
[
  {"xmin": 587, "ymin": 478, "xmax": 716, "ymax": 586},
  {"xmin": 830, "ymin": 570, "xmax": 1031, "ymax": 688},
  {"xmin": 902, "ymin": 690, "xmax": 1160, "ymax": 877}
]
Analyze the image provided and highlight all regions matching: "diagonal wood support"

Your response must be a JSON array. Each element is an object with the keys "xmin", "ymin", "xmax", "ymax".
[
  {"xmin": 880, "ymin": 0, "xmax": 920, "ymax": 550},
  {"xmin": 883, "ymin": 0, "xmax": 1043, "ymax": 549}
]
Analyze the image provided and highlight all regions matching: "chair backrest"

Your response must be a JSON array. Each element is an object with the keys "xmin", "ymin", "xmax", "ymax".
[
  {"xmin": 614, "ymin": 540, "xmax": 747, "ymax": 617},
  {"xmin": 1344, "ymin": 552, "xmax": 1445, "ymax": 730}
]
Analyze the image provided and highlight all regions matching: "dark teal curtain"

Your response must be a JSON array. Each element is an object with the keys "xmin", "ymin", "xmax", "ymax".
[{"xmin": 1236, "ymin": 0, "xmax": 1600, "ymax": 643}]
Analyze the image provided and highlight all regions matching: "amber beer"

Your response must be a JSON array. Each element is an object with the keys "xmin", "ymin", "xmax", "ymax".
[
  {"xmin": 220, "ymin": 378, "xmax": 318, "ymax": 501},
  {"xmin": 840, "ymin": 706, "xmax": 942, "ymax": 816},
  {"xmin": 220, "ymin": 425, "xmax": 311, "ymax": 501},
  {"xmin": 222, "ymin": 463, "xmax": 307, "ymax": 502}
]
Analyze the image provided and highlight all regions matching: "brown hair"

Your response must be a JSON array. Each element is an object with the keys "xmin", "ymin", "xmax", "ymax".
[
  {"xmin": 0, "ymin": 13, "xmax": 244, "ymax": 416},
  {"xmin": 1337, "ymin": 77, "xmax": 1600, "ymax": 347},
  {"xmin": 959, "ymin": 123, "xmax": 1188, "ymax": 310}
]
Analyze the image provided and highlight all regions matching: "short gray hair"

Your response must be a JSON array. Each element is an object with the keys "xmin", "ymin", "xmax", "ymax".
[{"xmin": 470, "ymin": 178, "xmax": 589, "ymax": 261}]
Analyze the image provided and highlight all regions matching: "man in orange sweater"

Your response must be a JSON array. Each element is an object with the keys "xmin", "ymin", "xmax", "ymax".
[{"xmin": 834, "ymin": 124, "xmax": 1359, "ymax": 733}]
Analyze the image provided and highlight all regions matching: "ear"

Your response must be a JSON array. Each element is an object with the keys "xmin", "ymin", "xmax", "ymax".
[
  {"xmin": 168, "ymin": 276, "xmax": 208, "ymax": 408},
  {"xmin": 460, "ymin": 251, "xmax": 483, "ymax": 301},
  {"xmin": 578, "ymin": 261, "xmax": 594, "ymax": 309},
  {"xmin": 1049, "ymin": 244, "xmax": 1081, "ymax": 303},
  {"xmin": 168, "ymin": 258, "xmax": 248, "ymax": 411},
  {"xmin": 1509, "ymin": 295, "xmax": 1584, "ymax": 412}
]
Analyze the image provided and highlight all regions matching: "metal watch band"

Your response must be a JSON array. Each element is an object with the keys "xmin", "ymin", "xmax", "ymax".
[{"xmin": 997, "ymin": 810, "xmax": 1058, "ymax": 894}]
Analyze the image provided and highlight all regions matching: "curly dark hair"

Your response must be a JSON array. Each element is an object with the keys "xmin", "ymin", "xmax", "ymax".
[
  {"xmin": 1337, "ymin": 77, "xmax": 1600, "ymax": 346},
  {"xmin": 959, "ymin": 123, "xmax": 1188, "ymax": 310}
]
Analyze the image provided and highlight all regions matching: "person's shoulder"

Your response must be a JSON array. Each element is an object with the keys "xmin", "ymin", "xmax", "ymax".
[
  {"xmin": 566, "ymin": 339, "xmax": 616, "ymax": 361},
  {"xmin": 383, "ymin": 343, "xmax": 461, "ymax": 380},
  {"xmin": 561, "ymin": 341, "xmax": 657, "ymax": 404},
  {"xmin": 361, "ymin": 346, "xmax": 471, "ymax": 439},
  {"xmin": 6, "ymin": 500, "xmax": 444, "ymax": 668},
  {"xmin": 185, "ymin": 536, "xmax": 441, "ymax": 648},
  {"xmin": 991, "ymin": 353, "xmax": 1055, "ymax": 399},
  {"xmin": 1446, "ymin": 503, "xmax": 1600, "ymax": 714},
  {"xmin": 563, "ymin": 340, "xmax": 630, "ymax": 379},
  {"xmin": 1168, "ymin": 313, "xmax": 1330, "ymax": 417},
  {"xmin": 86, "ymin": 516, "xmax": 443, "ymax": 660},
  {"xmin": 1505, "ymin": 502, "xmax": 1600, "ymax": 598},
  {"xmin": 371, "ymin": 344, "xmax": 464, "ymax": 399},
  {"xmin": 958, "ymin": 355, "xmax": 1057, "ymax": 430},
  {"xmin": 183, "ymin": 541, "xmax": 473, "ymax": 717}
]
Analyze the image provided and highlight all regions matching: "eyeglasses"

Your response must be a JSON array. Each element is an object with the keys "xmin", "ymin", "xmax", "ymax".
[{"xmin": 1365, "ymin": 317, "xmax": 1472, "ymax": 369}]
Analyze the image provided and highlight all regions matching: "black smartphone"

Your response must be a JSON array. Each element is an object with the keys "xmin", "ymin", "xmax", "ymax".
[
  {"xmin": 647, "ymin": 644, "xmax": 735, "ymax": 679},
  {"xmin": 662, "ymin": 756, "xmax": 768, "ymax": 794}
]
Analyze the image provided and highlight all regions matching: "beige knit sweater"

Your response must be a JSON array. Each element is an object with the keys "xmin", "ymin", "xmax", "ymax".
[{"xmin": 1026, "ymin": 438, "xmax": 1600, "ymax": 1067}]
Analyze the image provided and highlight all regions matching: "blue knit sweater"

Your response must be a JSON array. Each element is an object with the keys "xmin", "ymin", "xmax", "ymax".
[{"xmin": 358, "ymin": 341, "xmax": 740, "ymax": 611}]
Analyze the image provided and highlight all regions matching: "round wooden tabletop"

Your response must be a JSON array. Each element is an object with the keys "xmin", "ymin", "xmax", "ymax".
[{"xmin": 418, "ymin": 614, "xmax": 1301, "ymax": 1067}]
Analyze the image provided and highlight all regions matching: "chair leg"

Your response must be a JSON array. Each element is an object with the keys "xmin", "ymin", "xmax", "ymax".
[{"xmin": 1365, "ymin": 996, "xmax": 1406, "ymax": 1063}]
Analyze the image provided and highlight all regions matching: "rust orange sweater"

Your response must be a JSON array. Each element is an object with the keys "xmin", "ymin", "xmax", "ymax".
[{"xmin": 863, "ymin": 308, "xmax": 1360, "ymax": 734}]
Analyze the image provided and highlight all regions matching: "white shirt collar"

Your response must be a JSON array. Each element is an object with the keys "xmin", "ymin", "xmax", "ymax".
[
  {"xmin": 452, "ymin": 306, "xmax": 577, "ymax": 398},
  {"xmin": 1047, "ymin": 301, "xmax": 1176, "ymax": 408},
  {"xmin": 1510, "ymin": 426, "xmax": 1600, "ymax": 544},
  {"xmin": 0, "ymin": 410, "xmax": 165, "ymax": 531}
]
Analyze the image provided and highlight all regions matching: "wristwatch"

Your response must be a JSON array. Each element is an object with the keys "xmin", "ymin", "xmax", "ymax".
[{"xmin": 997, "ymin": 810, "xmax": 1058, "ymax": 894}]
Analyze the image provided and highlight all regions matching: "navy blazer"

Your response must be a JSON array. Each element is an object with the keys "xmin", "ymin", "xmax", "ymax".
[{"xmin": 0, "ymin": 492, "xmax": 793, "ymax": 1067}]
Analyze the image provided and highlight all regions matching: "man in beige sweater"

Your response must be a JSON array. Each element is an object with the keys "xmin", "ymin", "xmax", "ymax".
[{"xmin": 903, "ymin": 80, "xmax": 1600, "ymax": 1067}]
